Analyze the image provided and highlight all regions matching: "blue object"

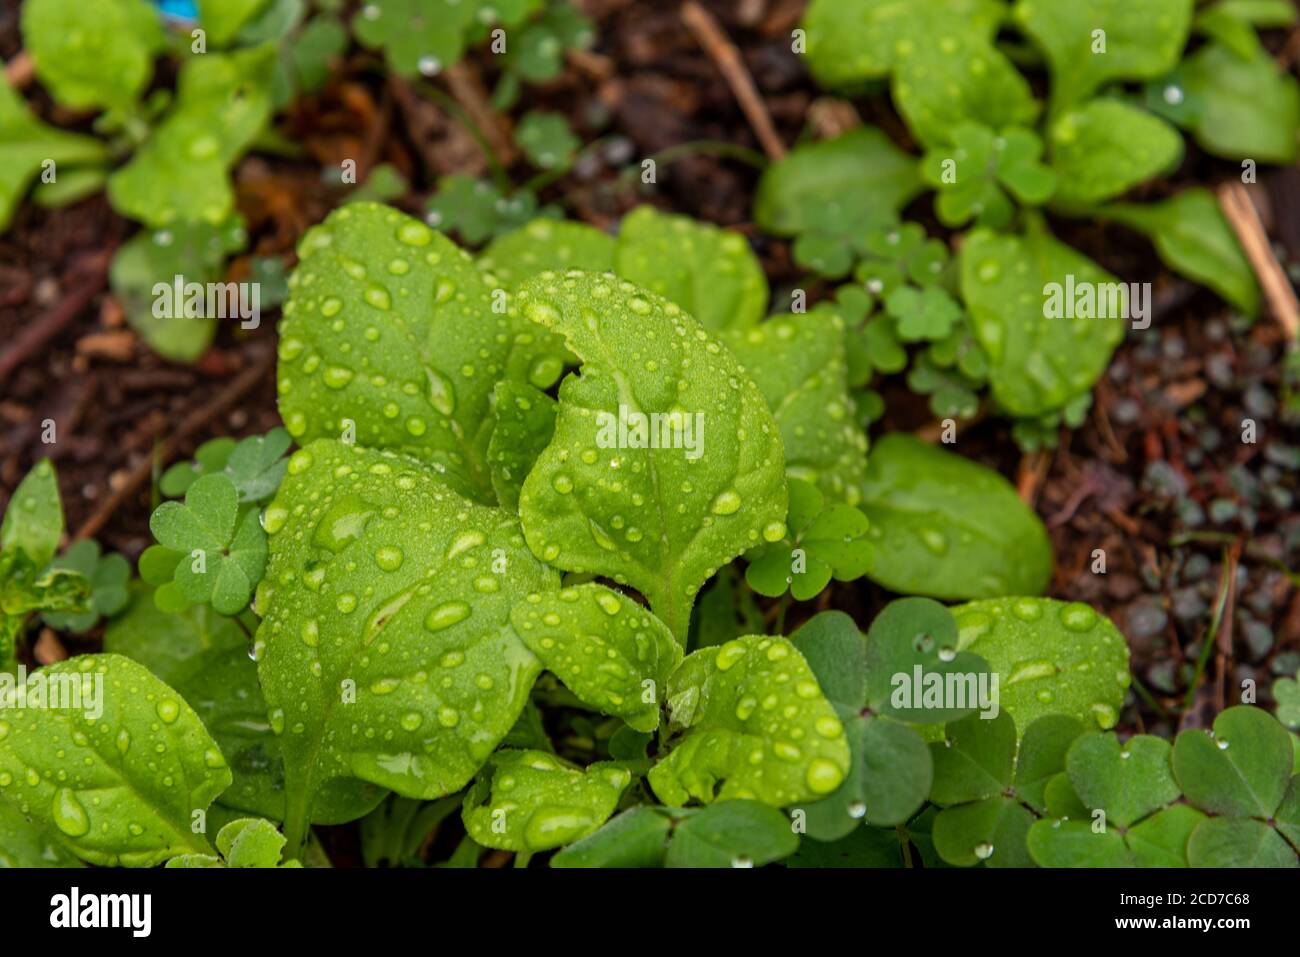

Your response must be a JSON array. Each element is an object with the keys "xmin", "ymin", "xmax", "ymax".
[{"xmin": 154, "ymin": 0, "xmax": 199, "ymax": 22}]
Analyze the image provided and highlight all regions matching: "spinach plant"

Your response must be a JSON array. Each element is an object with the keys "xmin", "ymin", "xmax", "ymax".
[{"xmin": 3, "ymin": 197, "xmax": 1293, "ymax": 870}]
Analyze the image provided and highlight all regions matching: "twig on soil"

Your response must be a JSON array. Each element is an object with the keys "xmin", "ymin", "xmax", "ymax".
[
  {"xmin": 1217, "ymin": 180, "xmax": 1300, "ymax": 342},
  {"xmin": 72, "ymin": 343, "xmax": 277, "ymax": 542},
  {"xmin": 4, "ymin": 51, "xmax": 33, "ymax": 89},
  {"xmin": 1015, "ymin": 450, "xmax": 1051, "ymax": 507},
  {"xmin": 443, "ymin": 61, "xmax": 517, "ymax": 168},
  {"xmin": 0, "ymin": 249, "xmax": 113, "ymax": 385},
  {"xmin": 1183, "ymin": 542, "xmax": 1240, "ymax": 714},
  {"xmin": 681, "ymin": 1, "xmax": 787, "ymax": 161}
]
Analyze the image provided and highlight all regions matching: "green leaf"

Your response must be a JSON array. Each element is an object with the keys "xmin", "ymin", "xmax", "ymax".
[
  {"xmin": 168, "ymin": 817, "xmax": 298, "ymax": 868},
  {"xmin": 858, "ymin": 435, "xmax": 1053, "ymax": 600},
  {"xmin": 789, "ymin": 610, "xmax": 868, "ymax": 714},
  {"xmin": 886, "ymin": 285, "xmax": 963, "ymax": 341},
  {"xmin": 1159, "ymin": 41, "xmax": 1300, "ymax": 164},
  {"xmin": 149, "ymin": 474, "xmax": 267, "ymax": 615},
  {"xmin": 255, "ymin": 440, "xmax": 559, "ymax": 847},
  {"xmin": 199, "ymin": 0, "xmax": 272, "ymax": 45},
  {"xmin": 1275, "ymin": 673, "xmax": 1300, "ymax": 730},
  {"xmin": 107, "ymin": 45, "xmax": 278, "ymax": 227},
  {"xmin": 802, "ymin": 0, "xmax": 1005, "ymax": 87},
  {"xmin": 487, "ymin": 381, "xmax": 557, "ymax": 512},
  {"xmin": 889, "ymin": 33, "xmax": 1038, "ymax": 149},
  {"xmin": 1097, "ymin": 189, "xmax": 1260, "ymax": 315},
  {"xmin": 1014, "ymin": 715, "xmax": 1086, "ymax": 812},
  {"xmin": 0, "ymin": 654, "xmax": 231, "ymax": 866},
  {"xmin": 745, "ymin": 480, "xmax": 871, "ymax": 602},
  {"xmin": 0, "ymin": 801, "xmax": 84, "ymax": 867},
  {"xmin": 952, "ymin": 597, "xmax": 1131, "ymax": 731},
  {"xmin": 1173, "ymin": 705, "xmax": 1294, "ymax": 818},
  {"xmin": 480, "ymin": 218, "xmax": 616, "ymax": 289},
  {"xmin": 1065, "ymin": 732, "xmax": 1180, "ymax": 828},
  {"xmin": 614, "ymin": 206, "xmax": 768, "ymax": 333},
  {"xmin": 0, "ymin": 77, "xmax": 108, "ymax": 233},
  {"xmin": 516, "ymin": 111, "xmax": 579, "ymax": 171},
  {"xmin": 665, "ymin": 800, "xmax": 798, "ymax": 867},
  {"xmin": 550, "ymin": 805, "xmax": 673, "ymax": 867},
  {"xmin": 754, "ymin": 127, "xmax": 923, "ymax": 237},
  {"xmin": 1126, "ymin": 804, "xmax": 1205, "ymax": 867},
  {"xmin": 651, "ymin": 635, "xmax": 850, "ymax": 806},
  {"xmin": 278, "ymin": 203, "xmax": 566, "ymax": 499},
  {"xmin": 108, "ymin": 218, "xmax": 247, "ymax": 362},
  {"xmin": 959, "ymin": 224, "xmax": 1126, "ymax": 417},
  {"xmin": 427, "ymin": 175, "xmax": 547, "ymax": 246},
  {"xmin": 22, "ymin": 0, "xmax": 164, "ymax": 112},
  {"xmin": 514, "ymin": 272, "xmax": 787, "ymax": 640},
  {"xmin": 690, "ymin": 565, "xmax": 765, "ymax": 650},
  {"xmin": 352, "ymin": 0, "xmax": 498, "ymax": 77},
  {"xmin": 1186, "ymin": 816, "xmax": 1297, "ymax": 866},
  {"xmin": 41, "ymin": 540, "xmax": 131, "ymax": 633},
  {"xmin": 930, "ymin": 711, "xmax": 1017, "ymax": 805},
  {"xmin": 461, "ymin": 750, "xmax": 631, "ymax": 852},
  {"xmin": 508, "ymin": 583, "xmax": 681, "ymax": 732},
  {"xmin": 1014, "ymin": 0, "xmax": 1194, "ymax": 111},
  {"xmin": 1026, "ymin": 819, "xmax": 1133, "ymax": 867},
  {"xmin": 290, "ymin": 15, "xmax": 349, "ymax": 94},
  {"xmin": 502, "ymin": 1, "xmax": 592, "ymax": 84},
  {"xmin": 1047, "ymin": 100, "xmax": 1183, "ymax": 206},
  {"xmin": 863, "ymin": 597, "xmax": 991, "ymax": 724},
  {"xmin": 788, "ymin": 825, "xmax": 904, "ymax": 867},
  {"xmin": 2, "ymin": 459, "xmax": 64, "ymax": 567},
  {"xmin": 721, "ymin": 314, "xmax": 869, "ymax": 505},
  {"xmin": 932, "ymin": 795, "xmax": 1035, "ymax": 867},
  {"xmin": 223, "ymin": 428, "xmax": 292, "ymax": 503}
]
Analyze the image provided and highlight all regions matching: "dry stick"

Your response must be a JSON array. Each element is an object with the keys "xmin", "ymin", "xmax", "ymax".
[
  {"xmin": 73, "ymin": 344, "xmax": 277, "ymax": 542},
  {"xmin": 681, "ymin": 1, "xmax": 787, "ymax": 161},
  {"xmin": 4, "ymin": 51, "xmax": 33, "ymax": 88},
  {"xmin": 0, "ymin": 250, "xmax": 113, "ymax": 385},
  {"xmin": 443, "ymin": 61, "xmax": 517, "ymax": 168},
  {"xmin": 1016, "ymin": 450, "xmax": 1051, "ymax": 507},
  {"xmin": 1217, "ymin": 181, "xmax": 1300, "ymax": 342}
]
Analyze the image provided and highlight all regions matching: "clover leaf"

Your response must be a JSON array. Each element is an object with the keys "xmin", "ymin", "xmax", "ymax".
[
  {"xmin": 929, "ymin": 712, "xmax": 1087, "ymax": 866},
  {"xmin": 745, "ymin": 479, "xmax": 871, "ymax": 601},
  {"xmin": 959, "ymin": 222, "xmax": 1126, "ymax": 417},
  {"xmin": 149, "ymin": 473, "xmax": 267, "ymax": 616},
  {"xmin": 1097, "ymin": 189, "xmax": 1259, "ymax": 315},
  {"xmin": 508, "ymin": 583, "xmax": 682, "ymax": 732},
  {"xmin": 22, "ymin": 0, "xmax": 165, "ymax": 113},
  {"xmin": 1014, "ymin": 0, "xmax": 1194, "ymax": 112},
  {"xmin": 427, "ymin": 175, "xmax": 552, "ymax": 245},
  {"xmin": 650, "ymin": 634, "xmax": 850, "ymax": 807},
  {"xmin": 197, "ymin": 0, "xmax": 271, "ymax": 45},
  {"xmin": 162, "ymin": 429, "xmax": 289, "ymax": 503},
  {"xmin": 922, "ymin": 124, "xmax": 1055, "ymax": 229},
  {"xmin": 722, "ymin": 314, "xmax": 869, "ymax": 504},
  {"xmin": 615, "ymin": 206, "xmax": 768, "ymax": 333},
  {"xmin": 514, "ymin": 272, "xmax": 787, "ymax": 640},
  {"xmin": 277, "ymin": 203, "xmax": 566, "ymax": 499},
  {"xmin": 516, "ymin": 111, "xmax": 579, "ymax": 171},
  {"xmin": 255, "ymin": 440, "xmax": 561, "ymax": 851},
  {"xmin": 41, "ymin": 540, "xmax": 130, "ymax": 633},
  {"xmin": 0, "ymin": 654, "xmax": 232, "ymax": 866},
  {"xmin": 1275, "ymin": 671, "xmax": 1300, "ymax": 730},
  {"xmin": 886, "ymin": 285, "xmax": 963, "ymax": 342},
  {"xmin": 461, "ymin": 750, "xmax": 632, "ymax": 854},
  {"xmin": 952, "ymin": 597, "xmax": 1131, "ymax": 732},
  {"xmin": 352, "ymin": 0, "xmax": 480, "ymax": 77},
  {"xmin": 854, "ymin": 223, "xmax": 951, "ymax": 296},
  {"xmin": 1047, "ymin": 100, "xmax": 1182, "ymax": 206},
  {"xmin": 858, "ymin": 435, "xmax": 1052, "ymax": 600},
  {"xmin": 1173, "ymin": 706, "xmax": 1293, "ymax": 819},
  {"xmin": 500, "ymin": 1, "xmax": 594, "ymax": 88}
]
